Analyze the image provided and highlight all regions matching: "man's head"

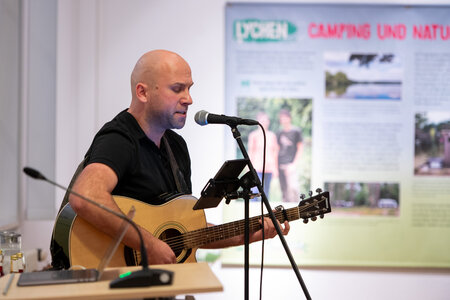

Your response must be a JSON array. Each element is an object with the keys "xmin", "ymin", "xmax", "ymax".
[
  {"xmin": 129, "ymin": 50, "xmax": 194, "ymax": 133},
  {"xmin": 278, "ymin": 109, "xmax": 292, "ymax": 130},
  {"xmin": 256, "ymin": 111, "xmax": 270, "ymax": 129}
]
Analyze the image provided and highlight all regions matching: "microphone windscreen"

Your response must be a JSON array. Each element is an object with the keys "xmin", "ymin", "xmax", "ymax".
[
  {"xmin": 194, "ymin": 110, "xmax": 208, "ymax": 126},
  {"xmin": 23, "ymin": 167, "xmax": 46, "ymax": 180}
]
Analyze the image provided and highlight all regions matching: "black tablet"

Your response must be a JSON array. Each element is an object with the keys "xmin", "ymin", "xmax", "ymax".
[{"xmin": 193, "ymin": 159, "xmax": 249, "ymax": 210}]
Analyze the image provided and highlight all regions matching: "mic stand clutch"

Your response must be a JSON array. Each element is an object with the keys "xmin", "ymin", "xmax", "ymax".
[
  {"xmin": 22, "ymin": 167, "xmax": 173, "ymax": 288},
  {"xmin": 228, "ymin": 126, "xmax": 312, "ymax": 300}
]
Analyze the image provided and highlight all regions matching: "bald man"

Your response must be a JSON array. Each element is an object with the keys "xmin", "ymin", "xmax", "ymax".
[{"xmin": 64, "ymin": 50, "xmax": 288, "ymax": 267}]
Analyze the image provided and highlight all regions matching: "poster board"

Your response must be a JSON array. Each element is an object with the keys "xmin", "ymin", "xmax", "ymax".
[{"xmin": 223, "ymin": 3, "xmax": 450, "ymax": 268}]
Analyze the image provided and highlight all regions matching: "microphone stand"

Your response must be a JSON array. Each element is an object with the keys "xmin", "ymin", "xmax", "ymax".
[
  {"xmin": 23, "ymin": 167, "xmax": 173, "ymax": 288},
  {"xmin": 229, "ymin": 126, "xmax": 312, "ymax": 300}
]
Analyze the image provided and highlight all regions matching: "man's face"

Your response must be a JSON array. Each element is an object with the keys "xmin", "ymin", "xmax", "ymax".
[
  {"xmin": 279, "ymin": 114, "xmax": 291, "ymax": 130},
  {"xmin": 257, "ymin": 113, "xmax": 270, "ymax": 129},
  {"xmin": 147, "ymin": 57, "xmax": 194, "ymax": 131}
]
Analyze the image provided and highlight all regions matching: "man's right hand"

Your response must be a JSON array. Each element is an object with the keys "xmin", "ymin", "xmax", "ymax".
[{"xmin": 144, "ymin": 233, "xmax": 177, "ymax": 264}]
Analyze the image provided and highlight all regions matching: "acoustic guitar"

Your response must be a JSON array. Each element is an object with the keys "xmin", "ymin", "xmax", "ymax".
[{"xmin": 51, "ymin": 191, "xmax": 330, "ymax": 268}]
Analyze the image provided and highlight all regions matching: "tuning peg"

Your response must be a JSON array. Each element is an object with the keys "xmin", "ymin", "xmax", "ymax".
[
  {"xmin": 299, "ymin": 194, "xmax": 305, "ymax": 200},
  {"xmin": 308, "ymin": 191, "xmax": 313, "ymax": 197},
  {"xmin": 303, "ymin": 219, "xmax": 309, "ymax": 224},
  {"xmin": 320, "ymin": 214, "xmax": 324, "ymax": 219},
  {"xmin": 316, "ymin": 188, "xmax": 322, "ymax": 194},
  {"xmin": 311, "ymin": 216, "xmax": 317, "ymax": 221}
]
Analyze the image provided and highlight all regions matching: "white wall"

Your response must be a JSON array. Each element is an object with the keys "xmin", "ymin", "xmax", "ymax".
[
  {"xmin": 22, "ymin": 0, "xmax": 450, "ymax": 299},
  {"xmin": 0, "ymin": 0, "xmax": 20, "ymax": 228}
]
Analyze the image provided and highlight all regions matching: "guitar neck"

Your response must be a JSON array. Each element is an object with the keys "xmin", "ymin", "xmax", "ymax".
[
  {"xmin": 162, "ymin": 191, "xmax": 330, "ymax": 255},
  {"xmin": 180, "ymin": 207, "xmax": 300, "ymax": 249}
]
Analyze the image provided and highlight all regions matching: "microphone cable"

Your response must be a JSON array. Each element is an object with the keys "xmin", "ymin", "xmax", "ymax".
[{"xmin": 258, "ymin": 123, "xmax": 267, "ymax": 300}]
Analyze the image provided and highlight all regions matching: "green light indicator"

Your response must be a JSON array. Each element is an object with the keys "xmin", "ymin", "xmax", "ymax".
[{"xmin": 119, "ymin": 271, "xmax": 132, "ymax": 278}]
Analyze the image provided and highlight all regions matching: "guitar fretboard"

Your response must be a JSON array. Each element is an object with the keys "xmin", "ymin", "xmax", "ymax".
[{"xmin": 165, "ymin": 207, "xmax": 302, "ymax": 251}]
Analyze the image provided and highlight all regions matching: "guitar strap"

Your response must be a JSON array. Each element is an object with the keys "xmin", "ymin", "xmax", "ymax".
[{"xmin": 162, "ymin": 134, "xmax": 187, "ymax": 193}]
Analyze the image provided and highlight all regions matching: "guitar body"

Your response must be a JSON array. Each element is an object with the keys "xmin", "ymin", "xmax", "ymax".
[
  {"xmin": 51, "ymin": 190, "xmax": 330, "ymax": 269},
  {"xmin": 52, "ymin": 195, "xmax": 206, "ymax": 269}
]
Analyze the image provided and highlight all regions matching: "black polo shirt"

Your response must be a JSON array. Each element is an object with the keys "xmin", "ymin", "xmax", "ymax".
[
  {"xmin": 277, "ymin": 127, "xmax": 303, "ymax": 165},
  {"xmin": 84, "ymin": 109, "xmax": 192, "ymax": 205}
]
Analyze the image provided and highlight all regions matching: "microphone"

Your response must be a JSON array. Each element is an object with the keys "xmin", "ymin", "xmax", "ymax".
[
  {"xmin": 194, "ymin": 110, "xmax": 259, "ymax": 126},
  {"xmin": 23, "ymin": 166, "xmax": 173, "ymax": 288}
]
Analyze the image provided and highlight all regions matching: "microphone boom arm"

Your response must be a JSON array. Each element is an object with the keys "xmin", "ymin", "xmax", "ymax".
[
  {"xmin": 51, "ymin": 179, "xmax": 150, "ymax": 270},
  {"xmin": 23, "ymin": 167, "xmax": 174, "ymax": 288}
]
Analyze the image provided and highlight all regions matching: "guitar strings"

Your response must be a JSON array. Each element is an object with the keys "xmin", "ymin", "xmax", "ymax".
[
  {"xmin": 164, "ymin": 199, "xmax": 322, "ymax": 251},
  {"xmin": 132, "ymin": 197, "xmax": 325, "ymax": 259},
  {"xmin": 163, "ymin": 199, "xmax": 323, "ymax": 252},
  {"xmin": 165, "ymin": 217, "xmax": 265, "ymax": 252}
]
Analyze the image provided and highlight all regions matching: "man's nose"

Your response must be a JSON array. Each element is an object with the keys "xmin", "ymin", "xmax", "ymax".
[{"xmin": 182, "ymin": 92, "xmax": 193, "ymax": 105}]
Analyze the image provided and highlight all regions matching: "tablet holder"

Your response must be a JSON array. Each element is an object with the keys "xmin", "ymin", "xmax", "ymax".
[{"xmin": 193, "ymin": 158, "xmax": 255, "ymax": 210}]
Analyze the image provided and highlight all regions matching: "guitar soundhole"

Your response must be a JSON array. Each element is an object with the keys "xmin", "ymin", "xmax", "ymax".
[
  {"xmin": 123, "ymin": 228, "xmax": 192, "ymax": 265},
  {"xmin": 124, "ymin": 246, "xmax": 139, "ymax": 266},
  {"xmin": 160, "ymin": 228, "xmax": 192, "ymax": 263},
  {"xmin": 160, "ymin": 228, "xmax": 182, "ymax": 257}
]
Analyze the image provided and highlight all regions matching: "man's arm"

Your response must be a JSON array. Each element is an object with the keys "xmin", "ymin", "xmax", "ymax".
[
  {"xmin": 268, "ymin": 132, "xmax": 279, "ymax": 177},
  {"xmin": 293, "ymin": 141, "xmax": 303, "ymax": 166},
  {"xmin": 247, "ymin": 130, "xmax": 261, "ymax": 170},
  {"xmin": 69, "ymin": 162, "xmax": 177, "ymax": 264}
]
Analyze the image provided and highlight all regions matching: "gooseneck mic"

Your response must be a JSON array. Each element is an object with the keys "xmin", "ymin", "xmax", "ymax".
[
  {"xmin": 194, "ymin": 110, "xmax": 258, "ymax": 126},
  {"xmin": 23, "ymin": 166, "xmax": 173, "ymax": 288}
]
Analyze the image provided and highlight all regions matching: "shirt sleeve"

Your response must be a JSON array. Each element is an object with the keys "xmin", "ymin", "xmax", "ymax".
[{"xmin": 86, "ymin": 131, "xmax": 135, "ymax": 182}]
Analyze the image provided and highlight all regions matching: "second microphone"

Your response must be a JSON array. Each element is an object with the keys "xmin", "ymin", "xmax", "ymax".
[{"xmin": 194, "ymin": 110, "xmax": 259, "ymax": 126}]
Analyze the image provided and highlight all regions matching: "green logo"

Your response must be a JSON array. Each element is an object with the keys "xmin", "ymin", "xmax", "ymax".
[{"xmin": 234, "ymin": 19, "xmax": 297, "ymax": 42}]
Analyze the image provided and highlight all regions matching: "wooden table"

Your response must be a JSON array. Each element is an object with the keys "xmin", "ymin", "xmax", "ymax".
[{"xmin": 0, "ymin": 262, "xmax": 222, "ymax": 300}]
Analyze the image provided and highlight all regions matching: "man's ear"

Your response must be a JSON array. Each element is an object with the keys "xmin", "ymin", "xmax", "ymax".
[{"xmin": 135, "ymin": 83, "xmax": 148, "ymax": 103}]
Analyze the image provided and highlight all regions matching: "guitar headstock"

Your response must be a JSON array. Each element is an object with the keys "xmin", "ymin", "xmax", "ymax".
[{"xmin": 298, "ymin": 189, "xmax": 331, "ymax": 224}]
